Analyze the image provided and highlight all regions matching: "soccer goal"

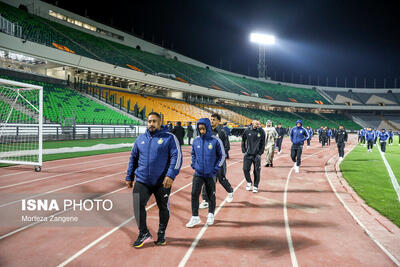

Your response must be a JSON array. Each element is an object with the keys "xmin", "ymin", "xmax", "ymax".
[{"xmin": 0, "ymin": 78, "xmax": 43, "ymax": 172}]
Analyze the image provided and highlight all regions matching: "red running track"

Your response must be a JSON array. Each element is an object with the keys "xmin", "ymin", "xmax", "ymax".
[{"xmin": 0, "ymin": 136, "xmax": 398, "ymax": 267}]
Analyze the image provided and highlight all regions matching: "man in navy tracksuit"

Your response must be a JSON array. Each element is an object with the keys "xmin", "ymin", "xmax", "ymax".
[
  {"xmin": 186, "ymin": 118, "xmax": 225, "ymax": 227},
  {"xmin": 290, "ymin": 120, "xmax": 310, "ymax": 173},
  {"xmin": 306, "ymin": 126, "xmax": 313, "ymax": 148},
  {"xmin": 125, "ymin": 112, "xmax": 182, "ymax": 248},
  {"xmin": 365, "ymin": 128, "xmax": 376, "ymax": 152},
  {"xmin": 327, "ymin": 128, "xmax": 333, "ymax": 146},
  {"xmin": 388, "ymin": 129, "xmax": 394, "ymax": 146},
  {"xmin": 378, "ymin": 129, "xmax": 389, "ymax": 153}
]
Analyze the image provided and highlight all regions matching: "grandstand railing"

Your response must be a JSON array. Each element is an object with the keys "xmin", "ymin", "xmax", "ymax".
[
  {"xmin": 1, "ymin": 123, "xmax": 139, "ymax": 141},
  {"xmin": 0, "ymin": 14, "xmax": 22, "ymax": 38}
]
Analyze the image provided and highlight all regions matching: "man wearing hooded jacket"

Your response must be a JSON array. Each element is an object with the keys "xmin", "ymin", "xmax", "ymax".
[
  {"xmin": 199, "ymin": 114, "xmax": 233, "ymax": 209},
  {"xmin": 290, "ymin": 120, "xmax": 310, "ymax": 173},
  {"xmin": 186, "ymin": 118, "xmax": 225, "ymax": 227},
  {"xmin": 125, "ymin": 112, "xmax": 182, "ymax": 248}
]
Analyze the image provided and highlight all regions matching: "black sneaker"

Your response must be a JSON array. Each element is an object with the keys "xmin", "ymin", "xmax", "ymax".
[
  {"xmin": 154, "ymin": 231, "xmax": 166, "ymax": 246},
  {"xmin": 133, "ymin": 231, "xmax": 152, "ymax": 248},
  {"xmin": 270, "ymin": 163, "xmax": 273, "ymax": 167}
]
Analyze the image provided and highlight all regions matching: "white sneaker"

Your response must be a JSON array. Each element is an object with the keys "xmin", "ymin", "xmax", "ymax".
[
  {"xmin": 199, "ymin": 200, "xmax": 209, "ymax": 209},
  {"xmin": 339, "ymin": 157, "xmax": 343, "ymax": 160},
  {"xmin": 227, "ymin": 192, "xmax": 234, "ymax": 203},
  {"xmin": 186, "ymin": 216, "xmax": 201, "ymax": 228},
  {"xmin": 278, "ymin": 151, "xmax": 281, "ymax": 155},
  {"xmin": 245, "ymin": 183, "xmax": 252, "ymax": 191},
  {"xmin": 294, "ymin": 166, "xmax": 299, "ymax": 173},
  {"xmin": 252, "ymin": 187, "xmax": 258, "ymax": 193},
  {"xmin": 206, "ymin": 213, "xmax": 214, "ymax": 225}
]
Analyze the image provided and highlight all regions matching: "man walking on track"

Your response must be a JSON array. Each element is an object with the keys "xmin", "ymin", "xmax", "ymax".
[
  {"xmin": 263, "ymin": 120, "xmax": 278, "ymax": 167},
  {"xmin": 275, "ymin": 123, "xmax": 285, "ymax": 155},
  {"xmin": 306, "ymin": 126, "xmax": 313, "ymax": 148},
  {"xmin": 199, "ymin": 114, "xmax": 233, "ymax": 209},
  {"xmin": 125, "ymin": 112, "xmax": 182, "ymax": 248},
  {"xmin": 187, "ymin": 122, "xmax": 194, "ymax": 145},
  {"xmin": 378, "ymin": 129, "xmax": 389, "ymax": 153},
  {"xmin": 290, "ymin": 120, "xmax": 310, "ymax": 173},
  {"xmin": 335, "ymin": 125, "xmax": 348, "ymax": 160},
  {"xmin": 365, "ymin": 127, "xmax": 376, "ymax": 152},
  {"xmin": 186, "ymin": 118, "xmax": 225, "ymax": 227},
  {"xmin": 242, "ymin": 119, "xmax": 265, "ymax": 193},
  {"xmin": 320, "ymin": 127, "xmax": 329, "ymax": 147},
  {"xmin": 172, "ymin": 121, "xmax": 185, "ymax": 146}
]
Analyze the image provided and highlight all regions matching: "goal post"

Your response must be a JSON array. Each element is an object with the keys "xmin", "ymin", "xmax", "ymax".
[{"xmin": 0, "ymin": 78, "xmax": 43, "ymax": 171}]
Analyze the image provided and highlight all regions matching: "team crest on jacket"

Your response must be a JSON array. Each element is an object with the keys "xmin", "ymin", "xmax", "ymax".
[
  {"xmin": 300, "ymin": 130, "xmax": 303, "ymax": 133},
  {"xmin": 257, "ymin": 133, "xmax": 260, "ymax": 137},
  {"xmin": 141, "ymin": 141, "xmax": 145, "ymax": 144},
  {"xmin": 158, "ymin": 138, "xmax": 163, "ymax": 144},
  {"xmin": 208, "ymin": 143, "xmax": 213, "ymax": 149}
]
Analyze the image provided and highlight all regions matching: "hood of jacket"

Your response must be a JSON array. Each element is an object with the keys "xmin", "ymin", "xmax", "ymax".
[{"xmin": 196, "ymin": 118, "xmax": 213, "ymax": 139}]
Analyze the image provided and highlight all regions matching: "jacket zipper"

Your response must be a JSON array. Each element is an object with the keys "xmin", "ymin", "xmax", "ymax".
[
  {"xmin": 202, "ymin": 137, "xmax": 205, "ymax": 176},
  {"xmin": 147, "ymin": 135, "xmax": 153, "ymax": 178}
]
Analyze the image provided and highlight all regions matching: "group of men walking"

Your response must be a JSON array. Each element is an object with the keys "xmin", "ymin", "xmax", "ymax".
[
  {"xmin": 358, "ymin": 127, "xmax": 397, "ymax": 153},
  {"xmin": 124, "ymin": 113, "xmax": 351, "ymax": 248}
]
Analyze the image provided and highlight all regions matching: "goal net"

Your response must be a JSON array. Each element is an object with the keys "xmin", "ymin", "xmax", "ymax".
[{"xmin": 0, "ymin": 78, "xmax": 43, "ymax": 171}]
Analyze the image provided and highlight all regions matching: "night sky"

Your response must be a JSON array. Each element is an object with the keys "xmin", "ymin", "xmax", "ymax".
[{"xmin": 43, "ymin": 0, "xmax": 400, "ymax": 88}]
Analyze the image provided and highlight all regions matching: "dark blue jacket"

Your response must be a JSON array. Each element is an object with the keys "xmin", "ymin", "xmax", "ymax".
[
  {"xmin": 191, "ymin": 118, "xmax": 225, "ymax": 178},
  {"xmin": 290, "ymin": 120, "xmax": 310, "ymax": 145},
  {"xmin": 306, "ymin": 128, "xmax": 313, "ymax": 138},
  {"xmin": 125, "ymin": 125, "xmax": 182, "ymax": 186},
  {"xmin": 379, "ymin": 132, "xmax": 389, "ymax": 142},
  {"xmin": 365, "ymin": 130, "xmax": 375, "ymax": 141}
]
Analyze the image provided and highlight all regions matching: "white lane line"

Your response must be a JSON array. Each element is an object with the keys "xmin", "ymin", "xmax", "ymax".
[
  {"xmin": 0, "ymin": 161, "xmax": 126, "ymax": 190},
  {"xmin": 283, "ymin": 149, "xmax": 326, "ymax": 267},
  {"xmin": 178, "ymin": 177, "xmax": 245, "ymax": 267},
  {"xmin": 0, "ymin": 186, "xmax": 127, "ymax": 240},
  {"xmin": 57, "ymin": 159, "xmax": 244, "ymax": 267},
  {"xmin": 324, "ymin": 149, "xmax": 400, "ymax": 266},
  {"xmin": 0, "ymin": 155, "xmax": 128, "ymax": 178},
  {"xmin": 283, "ymin": 166, "xmax": 298, "ymax": 267},
  {"xmin": 377, "ymin": 145, "xmax": 400, "ymax": 202}
]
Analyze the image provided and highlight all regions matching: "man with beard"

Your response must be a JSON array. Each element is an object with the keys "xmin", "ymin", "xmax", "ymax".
[{"xmin": 125, "ymin": 112, "xmax": 182, "ymax": 248}]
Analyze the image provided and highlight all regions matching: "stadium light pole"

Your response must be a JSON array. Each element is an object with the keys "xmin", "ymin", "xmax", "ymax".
[{"xmin": 250, "ymin": 33, "xmax": 275, "ymax": 79}]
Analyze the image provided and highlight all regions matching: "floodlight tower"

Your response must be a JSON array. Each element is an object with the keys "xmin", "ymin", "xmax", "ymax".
[{"xmin": 250, "ymin": 33, "xmax": 275, "ymax": 79}]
